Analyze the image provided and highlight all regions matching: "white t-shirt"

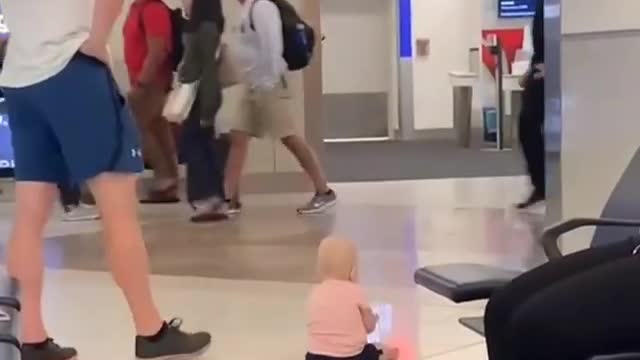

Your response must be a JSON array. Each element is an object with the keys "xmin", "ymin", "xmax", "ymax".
[
  {"xmin": 0, "ymin": 0, "xmax": 92, "ymax": 88},
  {"xmin": 233, "ymin": 0, "xmax": 287, "ymax": 90}
]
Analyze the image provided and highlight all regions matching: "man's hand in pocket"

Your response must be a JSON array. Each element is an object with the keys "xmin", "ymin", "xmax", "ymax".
[{"xmin": 79, "ymin": 38, "xmax": 110, "ymax": 66}]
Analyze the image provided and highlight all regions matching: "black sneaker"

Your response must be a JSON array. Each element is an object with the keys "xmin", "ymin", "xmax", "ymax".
[
  {"xmin": 135, "ymin": 319, "xmax": 211, "ymax": 360},
  {"xmin": 516, "ymin": 192, "xmax": 545, "ymax": 209},
  {"xmin": 22, "ymin": 339, "xmax": 77, "ymax": 360}
]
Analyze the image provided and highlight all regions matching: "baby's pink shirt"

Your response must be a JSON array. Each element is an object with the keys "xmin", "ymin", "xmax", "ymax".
[{"xmin": 307, "ymin": 279, "xmax": 369, "ymax": 357}]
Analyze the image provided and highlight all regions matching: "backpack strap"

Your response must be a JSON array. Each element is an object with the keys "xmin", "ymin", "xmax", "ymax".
[{"xmin": 249, "ymin": 0, "xmax": 268, "ymax": 31}]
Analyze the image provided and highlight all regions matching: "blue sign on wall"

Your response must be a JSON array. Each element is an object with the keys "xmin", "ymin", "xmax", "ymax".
[
  {"xmin": 398, "ymin": 0, "xmax": 412, "ymax": 58},
  {"xmin": 0, "ymin": 98, "xmax": 14, "ymax": 169},
  {"xmin": 498, "ymin": 0, "xmax": 536, "ymax": 18},
  {"xmin": 0, "ymin": 12, "xmax": 13, "ymax": 171}
]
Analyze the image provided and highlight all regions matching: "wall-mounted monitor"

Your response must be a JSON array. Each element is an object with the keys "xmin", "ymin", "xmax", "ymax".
[
  {"xmin": 0, "ymin": 99, "xmax": 13, "ymax": 170},
  {"xmin": 0, "ymin": 13, "xmax": 13, "ymax": 173},
  {"xmin": 498, "ymin": 0, "xmax": 536, "ymax": 18}
]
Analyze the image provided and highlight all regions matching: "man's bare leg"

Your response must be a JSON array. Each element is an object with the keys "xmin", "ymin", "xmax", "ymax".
[
  {"xmin": 7, "ymin": 182, "xmax": 57, "ymax": 343},
  {"xmin": 223, "ymin": 130, "xmax": 251, "ymax": 199},
  {"xmin": 281, "ymin": 135, "xmax": 336, "ymax": 214},
  {"xmin": 281, "ymin": 135, "xmax": 330, "ymax": 193},
  {"xmin": 87, "ymin": 173, "xmax": 163, "ymax": 335}
]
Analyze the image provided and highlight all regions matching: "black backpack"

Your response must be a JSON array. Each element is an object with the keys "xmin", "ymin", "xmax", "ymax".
[
  {"xmin": 139, "ymin": 1, "xmax": 185, "ymax": 72},
  {"xmin": 250, "ymin": 0, "xmax": 316, "ymax": 71}
]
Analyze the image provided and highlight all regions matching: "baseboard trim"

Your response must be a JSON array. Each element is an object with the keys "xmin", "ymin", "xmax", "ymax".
[{"xmin": 394, "ymin": 128, "xmax": 455, "ymax": 141}]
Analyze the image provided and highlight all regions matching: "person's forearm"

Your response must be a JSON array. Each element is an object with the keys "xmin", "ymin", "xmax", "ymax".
[
  {"xmin": 137, "ymin": 50, "xmax": 166, "ymax": 86},
  {"xmin": 360, "ymin": 306, "xmax": 378, "ymax": 334},
  {"xmin": 89, "ymin": 0, "xmax": 124, "ymax": 44}
]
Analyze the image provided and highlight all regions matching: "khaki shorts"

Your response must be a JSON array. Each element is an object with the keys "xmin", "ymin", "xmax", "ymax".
[{"xmin": 233, "ymin": 81, "xmax": 297, "ymax": 139}]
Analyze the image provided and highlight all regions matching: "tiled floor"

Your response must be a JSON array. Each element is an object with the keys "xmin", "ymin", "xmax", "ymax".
[{"xmin": 0, "ymin": 176, "xmax": 545, "ymax": 360}]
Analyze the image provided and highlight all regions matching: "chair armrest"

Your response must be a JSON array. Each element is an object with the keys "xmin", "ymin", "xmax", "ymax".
[{"xmin": 542, "ymin": 218, "xmax": 640, "ymax": 259}]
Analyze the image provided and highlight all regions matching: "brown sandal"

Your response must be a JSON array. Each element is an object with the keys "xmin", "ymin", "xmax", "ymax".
[{"xmin": 140, "ymin": 184, "xmax": 180, "ymax": 204}]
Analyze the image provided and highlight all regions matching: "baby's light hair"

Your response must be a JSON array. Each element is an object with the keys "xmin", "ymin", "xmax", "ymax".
[{"xmin": 317, "ymin": 237, "xmax": 357, "ymax": 281}]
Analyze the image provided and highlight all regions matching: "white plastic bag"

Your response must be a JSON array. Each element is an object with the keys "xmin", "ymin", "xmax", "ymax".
[{"xmin": 162, "ymin": 81, "xmax": 199, "ymax": 124}]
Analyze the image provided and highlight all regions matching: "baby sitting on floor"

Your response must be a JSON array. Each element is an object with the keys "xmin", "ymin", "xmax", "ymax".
[{"xmin": 306, "ymin": 237, "xmax": 399, "ymax": 360}]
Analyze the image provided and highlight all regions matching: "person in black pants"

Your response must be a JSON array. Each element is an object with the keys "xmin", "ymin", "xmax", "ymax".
[
  {"xmin": 517, "ymin": 0, "xmax": 545, "ymax": 209},
  {"xmin": 484, "ymin": 236, "xmax": 640, "ymax": 360},
  {"xmin": 182, "ymin": 95, "xmax": 235, "ymax": 223},
  {"xmin": 58, "ymin": 183, "xmax": 81, "ymax": 211},
  {"xmin": 57, "ymin": 183, "xmax": 99, "ymax": 221}
]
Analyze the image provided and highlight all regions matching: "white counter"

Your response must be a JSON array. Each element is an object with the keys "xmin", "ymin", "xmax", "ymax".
[{"xmin": 449, "ymin": 71, "xmax": 478, "ymax": 87}]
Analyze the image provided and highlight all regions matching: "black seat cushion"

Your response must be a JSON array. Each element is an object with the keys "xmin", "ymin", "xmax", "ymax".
[
  {"xmin": 0, "ymin": 297, "xmax": 19, "ymax": 311},
  {"xmin": 414, "ymin": 264, "xmax": 522, "ymax": 303}
]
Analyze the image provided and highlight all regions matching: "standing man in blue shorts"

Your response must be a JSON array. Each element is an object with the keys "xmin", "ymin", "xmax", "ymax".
[{"xmin": 0, "ymin": 0, "xmax": 212, "ymax": 359}]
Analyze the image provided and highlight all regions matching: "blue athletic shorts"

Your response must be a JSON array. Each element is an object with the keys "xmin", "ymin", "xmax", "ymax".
[{"xmin": 2, "ymin": 53, "xmax": 143, "ymax": 184}]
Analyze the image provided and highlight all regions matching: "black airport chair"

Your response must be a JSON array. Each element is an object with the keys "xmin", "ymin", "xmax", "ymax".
[
  {"xmin": 0, "ymin": 277, "xmax": 20, "ymax": 360},
  {"xmin": 414, "ymin": 218, "xmax": 640, "ymax": 360}
]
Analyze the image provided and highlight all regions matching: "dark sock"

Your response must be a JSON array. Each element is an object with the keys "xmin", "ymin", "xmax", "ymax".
[
  {"xmin": 141, "ymin": 322, "xmax": 168, "ymax": 342},
  {"xmin": 24, "ymin": 339, "xmax": 50, "ymax": 349}
]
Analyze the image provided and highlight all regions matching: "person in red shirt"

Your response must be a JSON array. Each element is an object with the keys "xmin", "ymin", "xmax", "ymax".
[{"xmin": 124, "ymin": 0, "xmax": 180, "ymax": 203}]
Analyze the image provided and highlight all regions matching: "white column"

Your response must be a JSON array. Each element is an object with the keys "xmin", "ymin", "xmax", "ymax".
[{"xmin": 559, "ymin": 0, "xmax": 640, "ymax": 251}]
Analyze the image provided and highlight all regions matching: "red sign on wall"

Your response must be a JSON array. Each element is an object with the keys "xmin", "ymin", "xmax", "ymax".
[{"xmin": 481, "ymin": 28, "xmax": 524, "ymax": 76}]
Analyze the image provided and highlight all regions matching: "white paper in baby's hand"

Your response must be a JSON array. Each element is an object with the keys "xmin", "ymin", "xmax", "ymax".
[{"xmin": 368, "ymin": 303, "xmax": 393, "ymax": 343}]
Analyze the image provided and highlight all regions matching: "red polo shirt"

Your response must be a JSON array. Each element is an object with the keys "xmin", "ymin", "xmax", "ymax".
[{"xmin": 123, "ymin": 0, "xmax": 173, "ymax": 89}]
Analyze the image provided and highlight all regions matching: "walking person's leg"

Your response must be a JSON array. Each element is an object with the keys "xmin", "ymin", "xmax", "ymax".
[
  {"xmin": 222, "ymin": 86, "xmax": 254, "ymax": 204},
  {"xmin": 517, "ymin": 78, "xmax": 545, "ymax": 208},
  {"xmin": 150, "ymin": 111, "xmax": 180, "ymax": 191},
  {"xmin": 257, "ymin": 84, "xmax": 336, "ymax": 214},
  {"xmin": 182, "ymin": 97, "xmax": 228, "ymax": 222},
  {"xmin": 58, "ymin": 182, "xmax": 100, "ymax": 222},
  {"xmin": 215, "ymin": 133, "xmax": 241, "ymax": 213},
  {"xmin": 7, "ymin": 53, "xmax": 211, "ymax": 360},
  {"xmin": 129, "ymin": 88, "xmax": 180, "ymax": 203},
  {"xmin": 223, "ymin": 129, "xmax": 251, "ymax": 203},
  {"xmin": 280, "ymin": 135, "xmax": 331, "ymax": 192},
  {"xmin": 485, "ymin": 236, "xmax": 640, "ymax": 360},
  {"xmin": 58, "ymin": 183, "xmax": 81, "ymax": 211}
]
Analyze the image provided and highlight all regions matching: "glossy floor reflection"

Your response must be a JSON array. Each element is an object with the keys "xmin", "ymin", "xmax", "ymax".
[{"xmin": 0, "ymin": 176, "xmax": 544, "ymax": 360}]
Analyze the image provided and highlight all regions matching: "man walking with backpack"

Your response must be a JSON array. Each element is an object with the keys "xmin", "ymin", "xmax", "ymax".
[
  {"xmin": 124, "ymin": 0, "xmax": 180, "ymax": 203},
  {"xmin": 222, "ymin": 0, "xmax": 336, "ymax": 215}
]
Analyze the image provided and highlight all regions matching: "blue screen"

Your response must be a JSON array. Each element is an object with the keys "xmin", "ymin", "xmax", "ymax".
[
  {"xmin": 0, "ymin": 98, "xmax": 13, "ymax": 169},
  {"xmin": 0, "ymin": 13, "xmax": 13, "ymax": 171},
  {"xmin": 498, "ymin": 0, "xmax": 536, "ymax": 18}
]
